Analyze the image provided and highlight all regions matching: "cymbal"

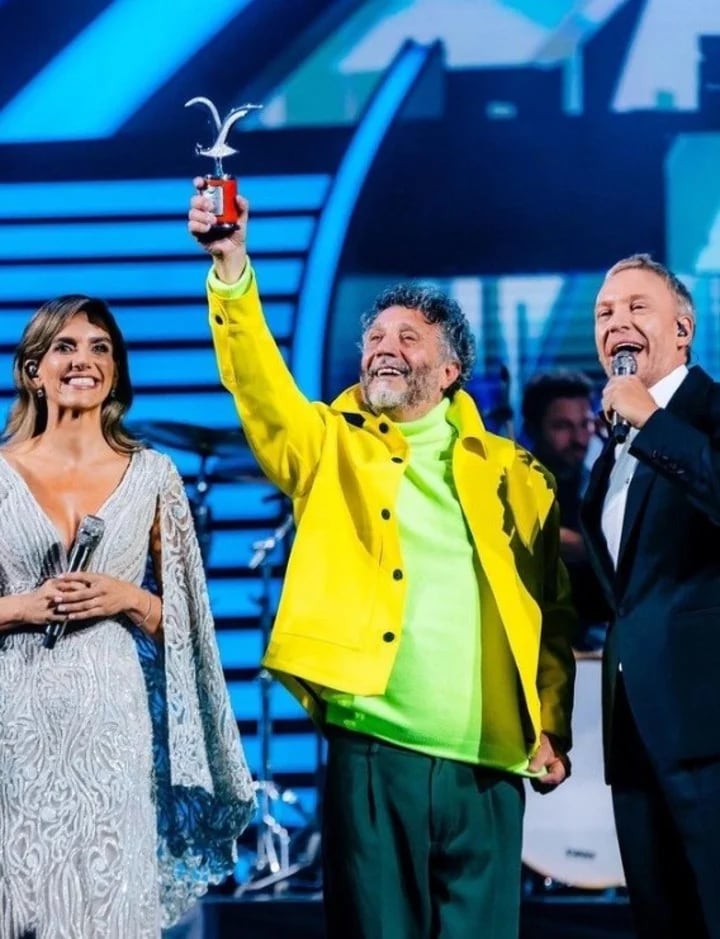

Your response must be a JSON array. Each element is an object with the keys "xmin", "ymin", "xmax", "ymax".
[{"xmin": 127, "ymin": 420, "xmax": 248, "ymax": 459}]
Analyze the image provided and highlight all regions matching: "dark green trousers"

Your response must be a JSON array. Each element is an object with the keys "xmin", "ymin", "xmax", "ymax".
[{"xmin": 321, "ymin": 728, "xmax": 525, "ymax": 939}]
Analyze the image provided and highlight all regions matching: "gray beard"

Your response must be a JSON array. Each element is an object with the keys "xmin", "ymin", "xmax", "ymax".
[
  {"xmin": 364, "ymin": 385, "xmax": 408, "ymax": 414},
  {"xmin": 360, "ymin": 363, "xmax": 436, "ymax": 417}
]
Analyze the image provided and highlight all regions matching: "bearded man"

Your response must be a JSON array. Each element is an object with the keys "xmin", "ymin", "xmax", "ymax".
[{"xmin": 188, "ymin": 180, "xmax": 576, "ymax": 939}]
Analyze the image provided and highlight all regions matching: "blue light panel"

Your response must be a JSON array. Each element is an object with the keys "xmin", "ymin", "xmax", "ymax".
[
  {"xmin": 0, "ymin": 259, "xmax": 303, "ymax": 300},
  {"xmin": 216, "ymin": 630, "xmax": 264, "ymax": 669},
  {"xmin": 0, "ymin": 218, "xmax": 316, "ymax": 260},
  {"xmin": 0, "ymin": 0, "xmax": 252, "ymax": 142},
  {"xmin": 209, "ymin": 530, "xmax": 291, "ymax": 571},
  {"xmin": 228, "ymin": 682, "xmax": 306, "ymax": 722},
  {"xmin": 293, "ymin": 41, "xmax": 432, "ymax": 398},
  {"xmin": 242, "ymin": 734, "xmax": 320, "ymax": 775},
  {"xmin": 0, "ymin": 178, "xmax": 330, "ymax": 216},
  {"xmin": 128, "ymin": 391, "xmax": 240, "ymax": 426},
  {"xmin": 208, "ymin": 577, "xmax": 282, "ymax": 620}
]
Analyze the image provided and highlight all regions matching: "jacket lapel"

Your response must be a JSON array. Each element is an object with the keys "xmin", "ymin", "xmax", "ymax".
[
  {"xmin": 599, "ymin": 367, "xmax": 711, "ymax": 585},
  {"xmin": 615, "ymin": 457, "xmax": 655, "ymax": 577}
]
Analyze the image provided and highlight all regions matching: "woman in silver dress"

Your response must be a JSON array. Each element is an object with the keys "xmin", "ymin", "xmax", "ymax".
[{"xmin": 0, "ymin": 295, "xmax": 256, "ymax": 938}]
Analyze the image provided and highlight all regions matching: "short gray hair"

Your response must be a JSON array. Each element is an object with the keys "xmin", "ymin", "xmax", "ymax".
[{"xmin": 605, "ymin": 253, "xmax": 695, "ymax": 325}]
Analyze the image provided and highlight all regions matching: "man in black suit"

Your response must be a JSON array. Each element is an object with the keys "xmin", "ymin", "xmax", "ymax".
[{"xmin": 581, "ymin": 252, "xmax": 720, "ymax": 939}]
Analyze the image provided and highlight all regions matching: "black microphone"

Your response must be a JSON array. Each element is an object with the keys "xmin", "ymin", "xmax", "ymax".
[
  {"xmin": 611, "ymin": 349, "xmax": 637, "ymax": 443},
  {"xmin": 44, "ymin": 514, "xmax": 105, "ymax": 649}
]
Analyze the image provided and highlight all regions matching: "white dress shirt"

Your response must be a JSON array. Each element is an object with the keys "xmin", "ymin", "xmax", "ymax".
[{"xmin": 601, "ymin": 364, "xmax": 688, "ymax": 568}]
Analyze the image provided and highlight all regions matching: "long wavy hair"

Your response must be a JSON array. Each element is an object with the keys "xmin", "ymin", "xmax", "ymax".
[{"xmin": 4, "ymin": 295, "xmax": 141, "ymax": 454}]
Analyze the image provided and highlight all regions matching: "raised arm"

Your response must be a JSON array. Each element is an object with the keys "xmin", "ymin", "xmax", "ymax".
[{"xmin": 188, "ymin": 178, "xmax": 327, "ymax": 498}]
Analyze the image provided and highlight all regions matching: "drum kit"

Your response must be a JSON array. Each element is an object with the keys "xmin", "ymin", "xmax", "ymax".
[
  {"xmin": 127, "ymin": 420, "xmax": 322, "ymax": 895},
  {"xmin": 127, "ymin": 420, "xmax": 261, "ymax": 564},
  {"xmin": 522, "ymin": 650, "xmax": 626, "ymax": 897}
]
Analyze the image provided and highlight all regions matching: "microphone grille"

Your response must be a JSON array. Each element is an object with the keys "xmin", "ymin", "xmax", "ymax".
[
  {"xmin": 75, "ymin": 514, "xmax": 105, "ymax": 548},
  {"xmin": 612, "ymin": 350, "xmax": 637, "ymax": 376}
]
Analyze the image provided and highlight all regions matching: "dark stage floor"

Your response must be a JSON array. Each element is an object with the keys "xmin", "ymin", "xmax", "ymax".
[{"xmin": 194, "ymin": 892, "xmax": 637, "ymax": 939}]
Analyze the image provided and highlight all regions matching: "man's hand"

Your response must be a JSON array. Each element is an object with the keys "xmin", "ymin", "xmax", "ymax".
[
  {"xmin": 528, "ymin": 731, "xmax": 570, "ymax": 793},
  {"xmin": 187, "ymin": 176, "xmax": 248, "ymax": 284},
  {"xmin": 559, "ymin": 526, "xmax": 587, "ymax": 564},
  {"xmin": 601, "ymin": 374, "xmax": 658, "ymax": 431}
]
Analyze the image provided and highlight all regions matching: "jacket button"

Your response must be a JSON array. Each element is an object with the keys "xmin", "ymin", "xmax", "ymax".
[
  {"xmin": 214, "ymin": 314, "xmax": 224, "ymax": 325},
  {"xmin": 392, "ymin": 569, "xmax": 403, "ymax": 580},
  {"xmin": 381, "ymin": 508, "xmax": 391, "ymax": 520},
  {"xmin": 378, "ymin": 422, "xmax": 389, "ymax": 433},
  {"xmin": 391, "ymin": 456, "xmax": 404, "ymax": 464},
  {"xmin": 382, "ymin": 631, "xmax": 396, "ymax": 643}
]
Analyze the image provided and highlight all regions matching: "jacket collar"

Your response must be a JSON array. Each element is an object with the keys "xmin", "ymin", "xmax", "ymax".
[{"xmin": 330, "ymin": 384, "xmax": 490, "ymax": 455}]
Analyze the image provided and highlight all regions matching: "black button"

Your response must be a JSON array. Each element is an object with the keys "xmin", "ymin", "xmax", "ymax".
[
  {"xmin": 381, "ymin": 508, "xmax": 391, "ymax": 520},
  {"xmin": 392, "ymin": 569, "xmax": 403, "ymax": 581},
  {"xmin": 214, "ymin": 314, "xmax": 224, "ymax": 325},
  {"xmin": 382, "ymin": 631, "xmax": 396, "ymax": 643},
  {"xmin": 391, "ymin": 456, "xmax": 404, "ymax": 464},
  {"xmin": 378, "ymin": 422, "xmax": 389, "ymax": 433}
]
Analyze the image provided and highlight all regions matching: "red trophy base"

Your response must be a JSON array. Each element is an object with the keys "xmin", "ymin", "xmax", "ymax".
[{"xmin": 199, "ymin": 174, "xmax": 239, "ymax": 242}]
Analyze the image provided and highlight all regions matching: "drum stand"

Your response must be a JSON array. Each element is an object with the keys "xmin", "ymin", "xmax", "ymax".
[{"xmin": 236, "ymin": 513, "xmax": 318, "ymax": 896}]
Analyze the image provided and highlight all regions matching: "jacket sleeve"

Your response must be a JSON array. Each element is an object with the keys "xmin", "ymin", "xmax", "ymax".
[
  {"xmin": 631, "ymin": 406, "xmax": 720, "ymax": 525},
  {"xmin": 534, "ymin": 473, "xmax": 577, "ymax": 753},
  {"xmin": 208, "ymin": 266, "xmax": 327, "ymax": 498}
]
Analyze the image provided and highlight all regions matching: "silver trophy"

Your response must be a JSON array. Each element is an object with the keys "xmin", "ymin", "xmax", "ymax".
[{"xmin": 185, "ymin": 96, "xmax": 262, "ymax": 238}]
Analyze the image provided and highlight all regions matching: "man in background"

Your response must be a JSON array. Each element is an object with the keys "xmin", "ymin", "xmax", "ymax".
[{"xmin": 521, "ymin": 370, "xmax": 608, "ymax": 651}]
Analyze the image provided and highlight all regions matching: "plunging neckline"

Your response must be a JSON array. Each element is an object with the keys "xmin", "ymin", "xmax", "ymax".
[{"xmin": 0, "ymin": 449, "xmax": 138, "ymax": 557}]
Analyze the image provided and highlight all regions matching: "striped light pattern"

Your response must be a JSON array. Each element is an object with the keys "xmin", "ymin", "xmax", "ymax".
[
  {"xmin": 0, "ymin": 150, "xmax": 338, "ymax": 821},
  {"xmin": 292, "ymin": 40, "xmax": 435, "ymax": 398},
  {"xmin": 0, "ymin": 0, "xmax": 252, "ymax": 142}
]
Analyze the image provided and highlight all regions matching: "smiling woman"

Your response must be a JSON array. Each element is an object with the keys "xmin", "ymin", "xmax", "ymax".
[
  {"xmin": 5, "ymin": 295, "xmax": 136, "ymax": 453},
  {"xmin": 0, "ymin": 295, "xmax": 255, "ymax": 938}
]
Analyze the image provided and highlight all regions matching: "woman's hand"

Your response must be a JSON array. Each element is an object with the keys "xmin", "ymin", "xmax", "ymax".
[
  {"xmin": 1, "ymin": 579, "xmax": 67, "ymax": 629},
  {"xmin": 53, "ymin": 572, "xmax": 141, "ymax": 621}
]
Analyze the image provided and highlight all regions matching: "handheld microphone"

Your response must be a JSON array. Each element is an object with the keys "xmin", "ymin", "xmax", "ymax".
[
  {"xmin": 44, "ymin": 514, "xmax": 105, "ymax": 649},
  {"xmin": 611, "ymin": 349, "xmax": 637, "ymax": 444}
]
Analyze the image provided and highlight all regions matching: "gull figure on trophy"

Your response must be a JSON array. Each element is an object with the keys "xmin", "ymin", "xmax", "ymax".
[{"xmin": 184, "ymin": 96, "xmax": 262, "ymax": 241}]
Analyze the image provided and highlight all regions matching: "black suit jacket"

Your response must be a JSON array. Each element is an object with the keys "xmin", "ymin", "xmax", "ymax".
[{"xmin": 580, "ymin": 366, "xmax": 720, "ymax": 780}]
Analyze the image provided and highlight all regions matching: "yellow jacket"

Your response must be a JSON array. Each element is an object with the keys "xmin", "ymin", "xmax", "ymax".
[{"xmin": 208, "ymin": 271, "xmax": 576, "ymax": 751}]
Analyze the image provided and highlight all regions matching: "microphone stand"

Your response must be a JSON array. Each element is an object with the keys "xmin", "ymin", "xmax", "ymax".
[{"xmin": 236, "ymin": 511, "xmax": 315, "ymax": 896}]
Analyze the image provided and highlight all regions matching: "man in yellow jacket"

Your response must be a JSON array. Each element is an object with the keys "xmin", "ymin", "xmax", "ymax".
[{"xmin": 188, "ymin": 180, "xmax": 576, "ymax": 939}]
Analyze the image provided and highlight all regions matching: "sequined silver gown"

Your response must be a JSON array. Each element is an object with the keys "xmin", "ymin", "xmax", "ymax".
[{"xmin": 0, "ymin": 448, "xmax": 256, "ymax": 938}]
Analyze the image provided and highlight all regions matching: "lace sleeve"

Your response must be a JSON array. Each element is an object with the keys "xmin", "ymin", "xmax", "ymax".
[{"xmin": 133, "ymin": 453, "xmax": 256, "ymax": 927}]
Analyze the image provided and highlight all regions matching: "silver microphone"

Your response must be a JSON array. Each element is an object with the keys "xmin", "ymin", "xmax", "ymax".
[
  {"xmin": 44, "ymin": 514, "xmax": 106, "ymax": 649},
  {"xmin": 611, "ymin": 349, "xmax": 637, "ymax": 443}
]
